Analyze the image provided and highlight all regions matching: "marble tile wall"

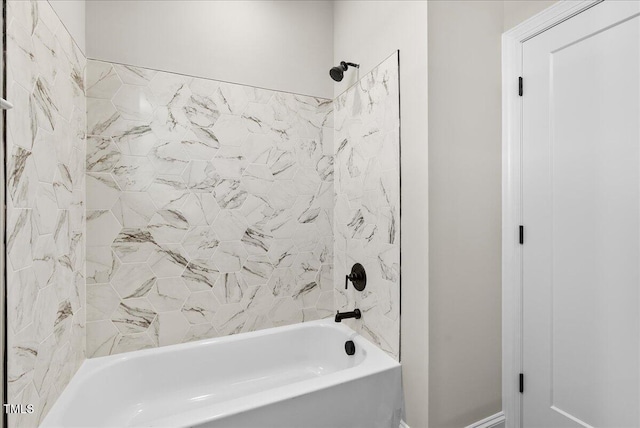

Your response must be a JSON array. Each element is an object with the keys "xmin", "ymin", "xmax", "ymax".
[
  {"xmin": 333, "ymin": 52, "xmax": 400, "ymax": 360},
  {"xmin": 85, "ymin": 60, "xmax": 334, "ymax": 357},
  {"xmin": 6, "ymin": 0, "xmax": 87, "ymax": 425}
]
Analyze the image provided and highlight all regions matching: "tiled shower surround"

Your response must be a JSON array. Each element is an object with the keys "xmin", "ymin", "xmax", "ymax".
[
  {"xmin": 6, "ymin": 1, "xmax": 400, "ymax": 421},
  {"xmin": 334, "ymin": 53, "xmax": 400, "ymax": 359},
  {"xmin": 85, "ymin": 60, "xmax": 335, "ymax": 356},
  {"xmin": 6, "ymin": 1, "xmax": 87, "ymax": 426}
]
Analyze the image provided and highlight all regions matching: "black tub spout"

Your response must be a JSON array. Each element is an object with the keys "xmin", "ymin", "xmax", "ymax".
[{"xmin": 334, "ymin": 309, "xmax": 362, "ymax": 323}]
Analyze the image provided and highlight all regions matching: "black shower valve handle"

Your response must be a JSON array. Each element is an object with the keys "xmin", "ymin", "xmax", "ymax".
[
  {"xmin": 344, "ymin": 272, "xmax": 363, "ymax": 289},
  {"xmin": 344, "ymin": 263, "xmax": 367, "ymax": 291}
]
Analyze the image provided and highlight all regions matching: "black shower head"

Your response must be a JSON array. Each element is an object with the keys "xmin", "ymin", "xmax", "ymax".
[
  {"xmin": 330, "ymin": 65, "xmax": 345, "ymax": 82},
  {"xmin": 330, "ymin": 61, "xmax": 359, "ymax": 82}
]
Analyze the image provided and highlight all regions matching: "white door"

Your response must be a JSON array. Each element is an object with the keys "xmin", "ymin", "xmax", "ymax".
[{"xmin": 522, "ymin": 1, "xmax": 640, "ymax": 427}]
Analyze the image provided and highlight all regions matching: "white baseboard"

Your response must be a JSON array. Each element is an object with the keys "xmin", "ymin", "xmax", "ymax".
[
  {"xmin": 399, "ymin": 420, "xmax": 410, "ymax": 428},
  {"xmin": 464, "ymin": 411, "xmax": 506, "ymax": 428}
]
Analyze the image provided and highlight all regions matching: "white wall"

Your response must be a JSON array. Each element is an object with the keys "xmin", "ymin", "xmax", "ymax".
[
  {"xmin": 333, "ymin": 2, "xmax": 429, "ymax": 427},
  {"xmin": 86, "ymin": 1, "xmax": 334, "ymax": 98},
  {"xmin": 427, "ymin": 1, "xmax": 558, "ymax": 427},
  {"xmin": 48, "ymin": 0, "xmax": 85, "ymax": 53},
  {"xmin": 428, "ymin": 2, "xmax": 503, "ymax": 426}
]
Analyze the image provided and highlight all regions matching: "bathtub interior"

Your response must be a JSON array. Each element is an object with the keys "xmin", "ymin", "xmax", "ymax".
[{"xmin": 44, "ymin": 322, "xmax": 379, "ymax": 427}]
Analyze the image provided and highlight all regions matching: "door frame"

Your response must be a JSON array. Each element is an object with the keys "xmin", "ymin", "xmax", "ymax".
[{"xmin": 501, "ymin": 1, "xmax": 603, "ymax": 427}]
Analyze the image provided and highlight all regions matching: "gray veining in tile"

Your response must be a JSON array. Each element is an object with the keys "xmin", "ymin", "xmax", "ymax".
[
  {"xmin": 85, "ymin": 59, "xmax": 335, "ymax": 357},
  {"xmin": 6, "ymin": 1, "xmax": 87, "ymax": 423},
  {"xmin": 333, "ymin": 52, "xmax": 400, "ymax": 360}
]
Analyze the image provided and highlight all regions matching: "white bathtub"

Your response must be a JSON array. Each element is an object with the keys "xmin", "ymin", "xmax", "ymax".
[{"xmin": 42, "ymin": 319, "xmax": 403, "ymax": 428}]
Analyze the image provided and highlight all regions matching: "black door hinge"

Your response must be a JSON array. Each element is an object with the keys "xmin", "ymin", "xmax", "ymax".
[
  {"xmin": 519, "ymin": 225, "xmax": 524, "ymax": 244},
  {"xmin": 519, "ymin": 373, "xmax": 524, "ymax": 393},
  {"xmin": 518, "ymin": 77, "xmax": 523, "ymax": 96}
]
